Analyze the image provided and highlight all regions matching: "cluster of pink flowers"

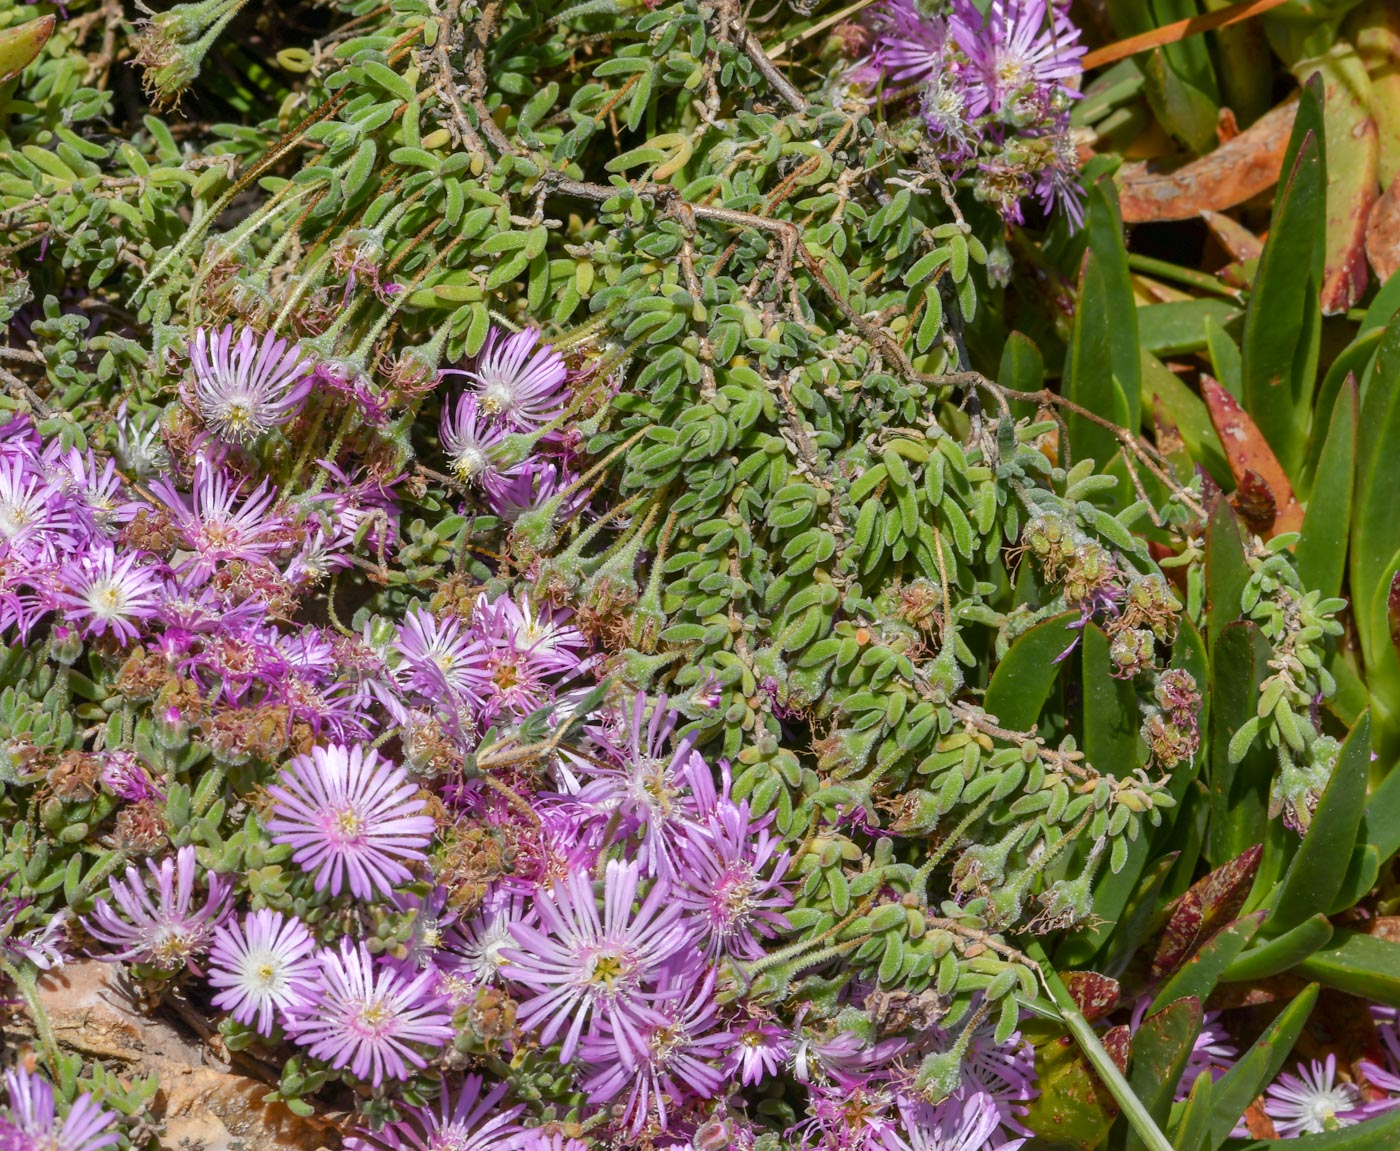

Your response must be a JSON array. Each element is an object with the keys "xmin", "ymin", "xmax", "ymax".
[
  {"xmin": 439, "ymin": 327, "xmax": 588, "ymax": 524},
  {"xmin": 858, "ymin": 0, "xmax": 1086, "ymax": 225},
  {"xmin": 2, "ymin": 321, "xmax": 1046, "ymax": 1149}
]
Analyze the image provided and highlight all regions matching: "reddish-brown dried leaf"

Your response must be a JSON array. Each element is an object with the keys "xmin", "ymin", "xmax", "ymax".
[
  {"xmin": 1310, "ymin": 45, "xmax": 1379, "ymax": 314},
  {"xmin": 1242, "ymin": 1100, "xmax": 1279, "ymax": 1139},
  {"xmin": 1389, "ymin": 573, "xmax": 1400, "ymax": 661},
  {"xmin": 1152, "ymin": 844, "xmax": 1262, "ymax": 977},
  {"xmin": 1202, "ymin": 210, "xmax": 1264, "ymax": 262},
  {"xmin": 1201, "ymin": 375, "xmax": 1304, "ymax": 536},
  {"xmin": 1363, "ymin": 916, "xmax": 1400, "ymax": 944},
  {"xmin": 1117, "ymin": 99, "xmax": 1297, "ymax": 223},
  {"xmin": 1231, "ymin": 469, "xmax": 1278, "ymax": 536},
  {"xmin": 1064, "ymin": 972, "xmax": 1123, "ymax": 1023},
  {"xmin": 1102, "ymin": 1025, "xmax": 1132, "ymax": 1075},
  {"xmin": 1367, "ymin": 173, "xmax": 1400, "ymax": 284}
]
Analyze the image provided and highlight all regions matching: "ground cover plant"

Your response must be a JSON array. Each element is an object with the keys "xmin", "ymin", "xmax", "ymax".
[{"xmin": 2, "ymin": 0, "xmax": 1400, "ymax": 1148}]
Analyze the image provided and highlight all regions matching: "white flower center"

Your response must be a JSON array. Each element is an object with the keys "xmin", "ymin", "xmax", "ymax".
[
  {"xmin": 241, "ymin": 947, "xmax": 286, "ymax": 994},
  {"xmin": 84, "ymin": 577, "xmax": 129, "ymax": 620}
]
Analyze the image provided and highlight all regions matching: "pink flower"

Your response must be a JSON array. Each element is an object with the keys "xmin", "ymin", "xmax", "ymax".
[
  {"xmin": 83, "ymin": 845, "xmax": 232, "ymax": 974},
  {"xmin": 440, "ymin": 393, "xmax": 518, "ymax": 486},
  {"xmin": 502, "ymin": 859, "xmax": 691, "ymax": 1067},
  {"xmin": 267, "ymin": 743, "xmax": 435, "ymax": 899},
  {"xmin": 286, "ymin": 938, "xmax": 453, "ymax": 1085},
  {"xmin": 188, "ymin": 325, "xmax": 314, "ymax": 443},
  {"xmin": 345, "ymin": 1074, "xmax": 524, "ymax": 1151},
  {"xmin": 449, "ymin": 326, "xmax": 568, "ymax": 429},
  {"xmin": 208, "ymin": 910, "xmax": 320, "ymax": 1035},
  {"xmin": 0, "ymin": 1067, "xmax": 118, "ymax": 1151},
  {"xmin": 151, "ymin": 459, "xmax": 288, "ymax": 579},
  {"xmin": 57, "ymin": 546, "xmax": 163, "ymax": 644},
  {"xmin": 579, "ymin": 968, "xmax": 730, "ymax": 1134}
]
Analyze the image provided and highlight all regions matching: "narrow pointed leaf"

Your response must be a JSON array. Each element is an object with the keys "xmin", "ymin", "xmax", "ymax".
[
  {"xmin": 1187, "ymin": 983, "xmax": 1319, "ymax": 1151},
  {"xmin": 1240, "ymin": 76, "xmax": 1325, "ymax": 481},
  {"xmin": 1222, "ymin": 914, "xmax": 1334, "ymax": 982},
  {"xmin": 1150, "ymin": 912, "xmax": 1264, "ymax": 1012},
  {"xmin": 1296, "ymin": 929, "xmax": 1400, "ymax": 1005},
  {"xmin": 0, "ymin": 15, "xmax": 53, "ymax": 84},
  {"xmin": 1296, "ymin": 374, "xmax": 1356, "ymax": 598}
]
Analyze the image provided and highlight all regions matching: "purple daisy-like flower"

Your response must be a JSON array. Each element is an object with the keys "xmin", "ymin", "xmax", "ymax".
[
  {"xmin": 57, "ymin": 547, "xmax": 163, "ymax": 644},
  {"xmin": 344, "ymin": 1073, "xmax": 525, "ymax": 1151},
  {"xmin": 83, "ymin": 845, "xmax": 232, "ymax": 974},
  {"xmin": 387, "ymin": 886, "xmax": 459, "ymax": 975},
  {"xmin": 0, "ymin": 1067, "xmax": 119, "ymax": 1151},
  {"xmin": 730, "ymin": 1016, "xmax": 794, "ymax": 1086},
  {"xmin": 791, "ymin": 1029, "xmax": 909, "ymax": 1086},
  {"xmin": 950, "ymin": 0, "xmax": 1084, "ymax": 119},
  {"xmin": 448, "ymin": 890, "xmax": 535, "ymax": 985},
  {"xmin": 468, "ymin": 593, "xmax": 590, "ymax": 725},
  {"xmin": 189, "ymin": 325, "xmax": 314, "ymax": 443},
  {"xmin": 0, "ymin": 453, "xmax": 78, "ymax": 563},
  {"xmin": 1184, "ymin": 1015, "xmax": 1237, "ymax": 1081},
  {"xmin": 286, "ymin": 938, "xmax": 453, "ymax": 1086},
  {"xmin": 502, "ymin": 859, "xmax": 691, "ymax": 1067},
  {"xmin": 899, "ymin": 1089, "xmax": 1006, "ymax": 1151},
  {"xmin": 208, "ymin": 910, "xmax": 320, "ymax": 1035},
  {"xmin": 266, "ymin": 743, "xmax": 436, "ymax": 900},
  {"xmin": 871, "ymin": 0, "xmax": 948, "ymax": 84},
  {"xmin": 677, "ymin": 798, "xmax": 791, "ymax": 959},
  {"xmin": 572, "ymin": 696, "xmax": 715, "ymax": 882},
  {"xmin": 484, "ymin": 459, "xmax": 583, "ymax": 525},
  {"xmin": 579, "ymin": 968, "xmax": 730, "ymax": 1135},
  {"xmin": 1263, "ymin": 1054, "xmax": 1365, "ymax": 1136},
  {"xmin": 440, "ymin": 393, "xmax": 518, "ymax": 486},
  {"xmin": 791, "ymin": 1079, "xmax": 907, "ymax": 1151},
  {"xmin": 937, "ymin": 1010, "xmax": 1037, "ymax": 1141},
  {"xmin": 394, "ymin": 606, "xmax": 490, "ymax": 707},
  {"xmin": 151, "ymin": 460, "xmax": 288, "ymax": 579},
  {"xmin": 49, "ymin": 446, "xmax": 145, "ymax": 533},
  {"xmin": 474, "ymin": 593, "xmax": 590, "ymax": 678},
  {"xmin": 452, "ymin": 326, "xmax": 568, "ymax": 429},
  {"xmin": 99, "ymin": 751, "xmax": 164, "ymax": 803},
  {"xmin": 0, "ymin": 883, "xmax": 67, "ymax": 972}
]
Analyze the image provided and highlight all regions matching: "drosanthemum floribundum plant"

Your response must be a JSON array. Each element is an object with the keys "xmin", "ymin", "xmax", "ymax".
[
  {"xmin": 208, "ymin": 909, "xmax": 320, "ymax": 1035},
  {"xmin": 676, "ymin": 787, "xmax": 792, "ymax": 959},
  {"xmin": 0, "ymin": 1066, "xmax": 119, "ymax": 1151},
  {"xmin": 345, "ymin": 1073, "xmax": 524, "ymax": 1151},
  {"xmin": 266, "ymin": 743, "xmax": 436, "ymax": 899},
  {"xmin": 151, "ymin": 459, "xmax": 288, "ymax": 580},
  {"xmin": 578, "ymin": 968, "xmax": 730, "ymax": 1135},
  {"xmin": 83, "ymin": 845, "xmax": 232, "ymax": 974},
  {"xmin": 187, "ymin": 325, "xmax": 314, "ymax": 443},
  {"xmin": 285, "ymin": 938, "xmax": 454, "ymax": 1085}
]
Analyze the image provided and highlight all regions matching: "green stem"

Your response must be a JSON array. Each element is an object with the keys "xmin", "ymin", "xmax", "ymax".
[
  {"xmin": 6, "ymin": 961, "xmax": 60, "ymax": 1076},
  {"xmin": 1127, "ymin": 253, "xmax": 1242, "ymax": 301},
  {"xmin": 1025, "ymin": 939, "xmax": 1175, "ymax": 1151}
]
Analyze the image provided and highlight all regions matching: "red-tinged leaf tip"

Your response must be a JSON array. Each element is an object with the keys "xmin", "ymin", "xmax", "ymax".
[
  {"xmin": 0, "ymin": 15, "xmax": 54, "ymax": 84},
  {"xmin": 1064, "ymin": 971, "xmax": 1123, "ymax": 1023},
  {"xmin": 1387, "ymin": 571, "xmax": 1400, "ymax": 657},
  {"xmin": 1102, "ymin": 1025, "xmax": 1131, "ymax": 1074},
  {"xmin": 1201, "ymin": 374, "xmax": 1304, "ymax": 536},
  {"xmin": 1152, "ymin": 843, "xmax": 1263, "ymax": 976}
]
